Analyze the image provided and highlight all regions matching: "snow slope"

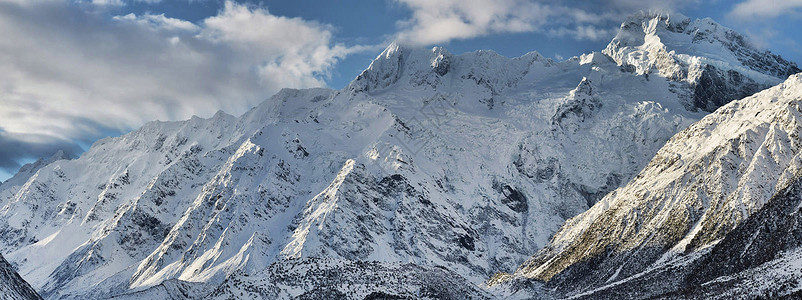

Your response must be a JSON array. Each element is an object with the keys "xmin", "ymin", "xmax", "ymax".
[
  {"xmin": 0, "ymin": 151, "xmax": 70, "ymax": 203},
  {"xmin": 521, "ymin": 156, "xmax": 802, "ymax": 300},
  {"xmin": 0, "ymin": 12, "xmax": 796, "ymax": 299}
]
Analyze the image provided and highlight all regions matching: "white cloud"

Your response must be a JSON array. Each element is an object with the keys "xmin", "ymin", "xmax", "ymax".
[
  {"xmin": 547, "ymin": 25, "xmax": 617, "ymax": 41},
  {"xmin": 729, "ymin": 0, "xmax": 802, "ymax": 19},
  {"xmin": 198, "ymin": 2, "xmax": 367, "ymax": 86},
  {"xmin": 91, "ymin": 0, "xmax": 124, "ymax": 6},
  {"xmin": 113, "ymin": 13, "xmax": 200, "ymax": 31},
  {"xmin": 0, "ymin": 0, "xmax": 367, "ymax": 171},
  {"xmin": 392, "ymin": 0, "xmax": 699, "ymax": 45},
  {"xmin": 607, "ymin": 0, "xmax": 698, "ymax": 11},
  {"xmin": 394, "ymin": 0, "xmax": 553, "ymax": 45}
]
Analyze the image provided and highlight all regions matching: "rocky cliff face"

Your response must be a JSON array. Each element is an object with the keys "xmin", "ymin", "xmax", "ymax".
[
  {"xmin": 0, "ymin": 254, "xmax": 42, "ymax": 300},
  {"xmin": 0, "ymin": 13, "xmax": 796, "ymax": 299}
]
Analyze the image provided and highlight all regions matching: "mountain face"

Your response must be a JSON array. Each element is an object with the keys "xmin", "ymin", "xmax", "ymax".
[
  {"xmin": 603, "ymin": 11, "xmax": 800, "ymax": 112},
  {"xmin": 511, "ymin": 73, "xmax": 802, "ymax": 298},
  {"xmin": 0, "ymin": 254, "xmax": 42, "ymax": 300},
  {"xmin": 208, "ymin": 258, "xmax": 496, "ymax": 300},
  {"xmin": 0, "ymin": 151, "xmax": 70, "ymax": 200},
  {"xmin": 0, "ymin": 12, "xmax": 797, "ymax": 299},
  {"xmin": 678, "ymin": 175, "xmax": 802, "ymax": 299}
]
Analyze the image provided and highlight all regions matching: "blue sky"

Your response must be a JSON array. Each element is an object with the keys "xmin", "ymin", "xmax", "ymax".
[{"xmin": 0, "ymin": 0, "xmax": 800, "ymax": 181}]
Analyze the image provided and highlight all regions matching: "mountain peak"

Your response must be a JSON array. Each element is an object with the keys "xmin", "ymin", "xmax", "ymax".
[
  {"xmin": 572, "ymin": 77, "xmax": 593, "ymax": 96},
  {"xmin": 9, "ymin": 150, "xmax": 70, "ymax": 182},
  {"xmin": 347, "ymin": 42, "xmax": 462, "ymax": 94},
  {"xmin": 347, "ymin": 42, "xmax": 411, "ymax": 93},
  {"xmin": 551, "ymin": 77, "xmax": 599, "ymax": 127},
  {"xmin": 604, "ymin": 12, "xmax": 800, "ymax": 112},
  {"xmin": 346, "ymin": 42, "xmax": 540, "ymax": 107},
  {"xmin": 620, "ymin": 10, "xmax": 691, "ymax": 35}
]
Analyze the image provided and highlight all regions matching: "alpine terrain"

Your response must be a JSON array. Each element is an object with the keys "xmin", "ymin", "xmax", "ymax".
[{"xmin": 0, "ymin": 11, "xmax": 799, "ymax": 299}]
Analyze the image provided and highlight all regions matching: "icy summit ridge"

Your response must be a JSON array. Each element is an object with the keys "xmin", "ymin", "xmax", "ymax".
[
  {"xmin": 351, "ymin": 12, "xmax": 798, "ymax": 114},
  {"xmin": 604, "ymin": 11, "xmax": 800, "ymax": 112},
  {"xmin": 348, "ymin": 41, "xmax": 548, "ymax": 109},
  {"xmin": 0, "ymin": 150, "xmax": 70, "ymax": 192}
]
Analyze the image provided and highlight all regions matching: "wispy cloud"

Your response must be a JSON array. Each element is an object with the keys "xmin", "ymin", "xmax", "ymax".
[
  {"xmin": 0, "ymin": 0, "xmax": 369, "ymax": 174},
  {"xmin": 90, "ymin": 0, "xmax": 125, "ymax": 6},
  {"xmin": 393, "ymin": 0, "xmax": 553, "ymax": 44},
  {"xmin": 547, "ymin": 25, "xmax": 617, "ymax": 41},
  {"xmin": 729, "ymin": 0, "xmax": 802, "ymax": 19},
  {"xmin": 0, "ymin": 129, "xmax": 82, "ymax": 171},
  {"xmin": 392, "ymin": 0, "xmax": 699, "ymax": 45},
  {"xmin": 725, "ymin": 0, "xmax": 802, "ymax": 56}
]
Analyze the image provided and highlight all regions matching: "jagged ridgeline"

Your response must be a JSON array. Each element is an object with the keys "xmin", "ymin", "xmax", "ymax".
[{"xmin": 0, "ymin": 11, "xmax": 797, "ymax": 299}]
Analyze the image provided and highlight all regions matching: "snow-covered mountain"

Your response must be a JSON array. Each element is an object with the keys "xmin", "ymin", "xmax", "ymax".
[
  {"xmin": 508, "ymin": 72, "xmax": 802, "ymax": 299},
  {"xmin": 603, "ymin": 11, "xmax": 799, "ymax": 112},
  {"xmin": 0, "ymin": 12, "xmax": 797, "ymax": 299},
  {"xmin": 0, "ymin": 151, "xmax": 70, "ymax": 201}
]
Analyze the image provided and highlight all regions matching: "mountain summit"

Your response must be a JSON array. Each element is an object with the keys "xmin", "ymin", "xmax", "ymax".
[{"xmin": 604, "ymin": 11, "xmax": 799, "ymax": 112}]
